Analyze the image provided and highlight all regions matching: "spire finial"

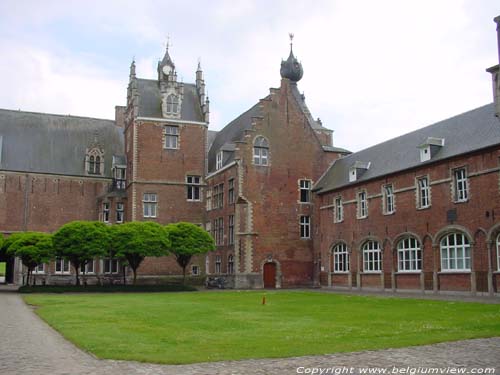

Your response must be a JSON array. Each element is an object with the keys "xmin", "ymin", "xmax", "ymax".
[{"xmin": 289, "ymin": 33, "xmax": 294, "ymax": 51}]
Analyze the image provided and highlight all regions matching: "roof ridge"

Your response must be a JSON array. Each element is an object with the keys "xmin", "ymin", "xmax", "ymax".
[{"xmin": 0, "ymin": 107, "xmax": 115, "ymax": 123}]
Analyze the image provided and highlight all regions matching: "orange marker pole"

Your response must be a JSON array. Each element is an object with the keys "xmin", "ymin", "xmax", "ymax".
[{"xmin": 262, "ymin": 295, "xmax": 266, "ymax": 305}]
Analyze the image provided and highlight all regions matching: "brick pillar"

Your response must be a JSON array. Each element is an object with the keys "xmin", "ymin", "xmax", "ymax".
[
  {"xmin": 356, "ymin": 249, "xmax": 361, "ymax": 290},
  {"xmin": 433, "ymin": 244, "xmax": 439, "ymax": 294},
  {"xmin": 391, "ymin": 247, "xmax": 396, "ymax": 292},
  {"xmin": 470, "ymin": 240, "xmax": 477, "ymax": 296},
  {"xmin": 487, "ymin": 240, "xmax": 494, "ymax": 296}
]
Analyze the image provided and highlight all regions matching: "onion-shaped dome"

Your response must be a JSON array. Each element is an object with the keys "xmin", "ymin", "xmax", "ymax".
[{"xmin": 280, "ymin": 35, "xmax": 303, "ymax": 82}]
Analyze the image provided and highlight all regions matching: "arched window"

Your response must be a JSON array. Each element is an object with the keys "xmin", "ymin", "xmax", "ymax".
[
  {"xmin": 88, "ymin": 155, "xmax": 95, "ymax": 174},
  {"xmin": 332, "ymin": 243, "xmax": 349, "ymax": 272},
  {"xmin": 95, "ymin": 156, "xmax": 101, "ymax": 174},
  {"xmin": 440, "ymin": 232, "xmax": 470, "ymax": 271},
  {"xmin": 397, "ymin": 237, "xmax": 421, "ymax": 272},
  {"xmin": 497, "ymin": 234, "xmax": 500, "ymax": 271},
  {"xmin": 228, "ymin": 255, "xmax": 234, "ymax": 274},
  {"xmin": 362, "ymin": 240, "xmax": 381, "ymax": 272},
  {"xmin": 253, "ymin": 136, "xmax": 269, "ymax": 166},
  {"xmin": 166, "ymin": 94, "xmax": 179, "ymax": 114}
]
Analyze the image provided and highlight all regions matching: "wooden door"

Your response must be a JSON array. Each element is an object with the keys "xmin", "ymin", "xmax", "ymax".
[{"xmin": 263, "ymin": 262, "xmax": 276, "ymax": 288}]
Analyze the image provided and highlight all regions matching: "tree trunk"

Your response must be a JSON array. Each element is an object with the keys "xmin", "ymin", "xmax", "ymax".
[
  {"xmin": 132, "ymin": 268, "xmax": 137, "ymax": 285},
  {"xmin": 75, "ymin": 265, "xmax": 80, "ymax": 286},
  {"xmin": 182, "ymin": 266, "xmax": 186, "ymax": 285},
  {"xmin": 123, "ymin": 265, "xmax": 127, "ymax": 285}
]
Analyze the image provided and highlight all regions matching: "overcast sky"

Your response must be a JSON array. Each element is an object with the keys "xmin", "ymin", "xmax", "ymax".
[{"xmin": 0, "ymin": 1, "xmax": 499, "ymax": 152}]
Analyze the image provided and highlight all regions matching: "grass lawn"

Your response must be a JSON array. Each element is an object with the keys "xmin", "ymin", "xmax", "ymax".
[
  {"xmin": 24, "ymin": 291, "xmax": 500, "ymax": 364},
  {"xmin": 0, "ymin": 262, "xmax": 5, "ymax": 276}
]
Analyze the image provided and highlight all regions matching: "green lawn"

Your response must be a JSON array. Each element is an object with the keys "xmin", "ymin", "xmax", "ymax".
[
  {"xmin": 0, "ymin": 262, "xmax": 5, "ymax": 276},
  {"xmin": 24, "ymin": 291, "xmax": 500, "ymax": 364}
]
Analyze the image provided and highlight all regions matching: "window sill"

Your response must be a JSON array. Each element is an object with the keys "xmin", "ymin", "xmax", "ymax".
[
  {"xmin": 417, "ymin": 205, "xmax": 431, "ymax": 211},
  {"xmin": 360, "ymin": 271, "xmax": 382, "ymax": 275},
  {"xmin": 438, "ymin": 271, "xmax": 471, "ymax": 274},
  {"xmin": 300, "ymin": 238, "xmax": 312, "ymax": 240},
  {"xmin": 453, "ymin": 199, "xmax": 469, "ymax": 204},
  {"xmin": 334, "ymin": 220, "xmax": 344, "ymax": 224},
  {"xmin": 395, "ymin": 271, "xmax": 421, "ymax": 275},
  {"xmin": 187, "ymin": 199, "xmax": 202, "ymax": 202},
  {"xmin": 357, "ymin": 216, "xmax": 368, "ymax": 220},
  {"xmin": 331, "ymin": 271, "xmax": 350, "ymax": 275},
  {"xmin": 383, "ymin": 211, "xmax": 395, "ymax": 216}
]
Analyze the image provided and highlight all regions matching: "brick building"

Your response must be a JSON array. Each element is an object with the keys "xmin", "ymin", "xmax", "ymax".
[{"xmin": 1, "ymin": 17, "xmax": 500, "ymax": 295}]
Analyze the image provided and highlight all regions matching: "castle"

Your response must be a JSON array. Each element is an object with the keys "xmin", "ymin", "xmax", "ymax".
[{"xmin": 1, "ymin": 17, "xmax": 500, "ymax": 295}]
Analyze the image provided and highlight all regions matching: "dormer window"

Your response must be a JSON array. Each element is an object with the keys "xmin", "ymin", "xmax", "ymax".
[
  {"xmin": 85, "ymin": 148, "xmax": 104, "ymax": 175},
  {"xmin": 253, "ymin": 136, "xmax": 269, "ymax": 166},
  {"xmin": 418, "ymin": 137, "xmax": 444, "ymax": 162},
  {"xmin": 216, "ymin": 151, "xmax": 223, "ymax": 170},
  {"xmin": 349, "ymin": 161, "xmax": 370, "ymax": 182},
  {"xmin": 166, "ymin": 94, "xmax": 179, "ymax": 115}
]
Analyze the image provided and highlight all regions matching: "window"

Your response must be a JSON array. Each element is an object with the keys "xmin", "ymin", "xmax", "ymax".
[
  {"xmin": 228, "ymin": 215, "xmax": 235, "ymax": 245},
  {"xmin": 166, "ymin": 94, "xmax": 179, "ymax": 115},
  {"xmin": 357, "ymin": 191, "xmax": 368, "ymax": 218},
  {"xmin": 143, "ymin": 193, "xmax": 157, "ymax": 218},
  {"xmin": 300, "ymin": 216, "xmax": 311, "ymax": 239},
  {"xmin": 215, "ymin": 255, "xmax": 222, "ymax": 274},
  {"xmin": 228, "ymin": 255, "xmax": 234, "ymax": 274},
  {"xmin": 80, "ymin": 260, "xmax": 95, "ymax": 274},
  {"xmin": 191, "ymin": 265, "xmax": 199, "ymax": 276},
  {"xmin": 86, "ymin": 149, "xmax": 104, "ymax": 175},
  {"xmin": 383, "ymin": 185, "xmax": 395, "ymax": 214},
  {"xmin": 33, "ymin": 263, "xmax": 45, "ymax": 274},
  {"xmin": 88, "ymin": 155, "xmax": 95, "ymax": 174},
  {"xmin": 397, "ymin": 237, "xmax": 421, "ymax": 272},
  {"xmin": 332, "ymin": 243, "xmax": 349, "ymax": 273},
  {"xmin": 497, "ymin": 234, "xmax": 500, "ymax": 271},
  {"xmin": 440, "ymin": 233, "xmax": 470, "ymax": 271},
  {"xmin": 164, "ymin": 126, "xmax": 179, "ymax": 149},
  {"xmin": 218, "ymin": 217, "xmax": 224, "ymax": 246},
  {"xmin": 299, "ymin": 179, "xmax": 312, "ymax": 203},
  {"xmin": 55, "ymin": 258, "xmax": 70, "ymax": 274},
  {"xmin": 216, "ymin": 151, "xmax": 223, "ymax": 170},
  {"xmin": 95, "ymin": 156, "xmax": 101, "ymax": 175},
  {"xmin": 104, "ymin": 258, "xmax": 120, "ymax": 274},
  {"xmin": 417, "ymin": 177, "xmax": 431, "ymax": 208},
  {"xmin": 253, "ymin": 136, "xmax": 269, "ymax": 166},
  {"xmin": 334, "ymin": 196, "xmax": 343, "ymax": 223},
  {"xmin": 228, "ymin": 179, "xmax": 235, "ymax": 204},
  {"xmin": 453, "ymin": 168, "xmax": 468, "ymax": 202},
  {"xmin": 113, "ymin": 167, "xmax": 126, "ymax": 189},
  {"xmin": 206, "ymin": 189, "xmax": 212, "ymax": 210},
  {"xmin": 116, "ymin": 202, "xmax": 124, "ymax": 223},
  {"xmin": 102, "ymin": 202, "xmax": 110, "ymax": 223},
  {"xmin": 362, "ymin": 241, "xmax": 381, "ymax": 272},
  {"xmin": 213, "ymin": 183, "xmax": 223, "ymax": 209},
  {"xmin": 187, "ymin": 175, "xmax": 201, "ymax": 201}
]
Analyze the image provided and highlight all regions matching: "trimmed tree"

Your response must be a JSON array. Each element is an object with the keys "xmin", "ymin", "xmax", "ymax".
[
  {"xmin": 6, "ymin": 232, "xmax": 53, "ymax": 286},
  {"xmin": 110, "ymin": 221, "xmax": 171, "ymax": 284},
  {"xmin": 53, "ymin": 221, "xmax": 111, "ymax": 286},
  {"xmin": 165, "ymin": 222, "xmax": 215, "ymax": 284}
]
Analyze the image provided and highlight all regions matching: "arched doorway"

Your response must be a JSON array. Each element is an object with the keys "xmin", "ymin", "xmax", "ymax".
[
  {"xmin": 263, "ymin": 262, "xmax": 277, "ymax": 288},
  {"xmin": 0, "ymin": 251, "xmax": 14, "ymax": 284}
]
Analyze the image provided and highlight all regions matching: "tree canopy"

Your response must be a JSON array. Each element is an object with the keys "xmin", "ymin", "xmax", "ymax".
[
  {"xmin": 110, "ymin": 221, "xmax": 171, "ymax": 284},
  {"xmin": 6, "ymin": 232, "xmax": 53, "ymax": 285},
  {"xmin": 165, "ymin": 222, "xmax": 215, "ymax": 282},
  {"xmin": 53, "ymin": 221, "xmax": 111, "ymax": 285}
]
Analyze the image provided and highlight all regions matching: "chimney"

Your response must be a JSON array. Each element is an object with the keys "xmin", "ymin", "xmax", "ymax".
[{"xmin": 486, "ymin": 16, "xmax": 500, "ymax": 117}]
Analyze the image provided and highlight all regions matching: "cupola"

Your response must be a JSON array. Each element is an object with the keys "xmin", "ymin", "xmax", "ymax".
[{"xmin": 280, "ymin": 33, "xmax": 303, "ymax": 82}]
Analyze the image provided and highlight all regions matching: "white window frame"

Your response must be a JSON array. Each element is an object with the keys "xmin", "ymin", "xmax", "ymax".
[
  {"xmin": 206, "ymin": 189, "xmax": 212, "ymax": 210},
  {"xmin": 164, "ymin": 126, "xmax": 179, "ymax": 149},
  {"xmin": 102, "ymin": 202, "xmax": 110, "ymax": 223},
  {"xmin": 357, "ymin": 191, "xmax": 368, "ymax": 219},
  {"xmin": 253, "ymin": 136, "xmax": 269, "ymax": 166},
  {"xmin": 191, "ymin": 265, "xmax": 200, "ymax": 276},
  {"xmin": 116, "ymin": 202, "xmax": 124, "ymax": 223},
  {"xmin": 334, "ymin": 196, "xmax": 343, "ymax": 223},
  {"xmin": 383, "ymin": 184, "xmax": 395, "ymax": 214},
  {"xmin": 186, "ymin": 175, "xmax": 201, "ymax": 201},
  {"xmin": 362, "ymin": 241, "xmax": 381, "ymax": 273},
  {"xmin": 103, "ymin": 258, "xmax": 120, "ymax": 274},
  {"xmin": 143, "ymin": 193, "xmax": 157, "ymax": 218},
  {"xmin": 332, "ymin": 243, "xmax": 349, "ymax": 273},
  {"xmin": 440, "ymin": 233, "xmax": 471, "ymax": 272},
  {"xmin": 300, "ymin": 215, "xmax": 311, "ymax": 239},
  {"xmin": 453, "ymin": 167, "xmax": 468, "ymax": 202},
  {"xmin": 215, "ymin": 255, "xmax": 222, "ymax": 274},
  {"xmin": 33, "ymin": 263, "xmax": 46, "ymax": 274},
  {"xmin": 417, "ymin": 176, "xmax": 431, "ymax": 209},
  {"xmin": 227, "ymin": 255, "xmax": 234, "ymax": 274},
  {"xmin": 496, "ymin": 234, "xmax": 500, "ymax": 272},
  {"xmin": 299, "ymin": 179, "xmax": 312, "ymax": 203},
  {"xmin": 397, "ymin": 237, "xmax": 421, "ymax": 272},
  {"xmin": 80, "ymin": 260, "xmax": 95, "ymax": 275},
  {"xmin": 216, "ymin": 151, "xmax": 223, "ymax": 170},
  {"xmin": 55, "ymin": 258, "xmax": 71, "ymax": 274},
  {"xmin": 166, "ymin": 94, "xmax": 179, "ymax": 115}
]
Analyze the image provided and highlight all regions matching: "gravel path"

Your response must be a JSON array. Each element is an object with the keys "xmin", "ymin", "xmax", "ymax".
[{"xmin": 0, "ymin": 293, "xmax": 498, "ymax": 375}]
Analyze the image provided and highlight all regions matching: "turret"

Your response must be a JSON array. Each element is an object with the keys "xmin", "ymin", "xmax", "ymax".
[
  {"xmin": 486, "ymin": 16, "xmax": 500, "ymax": 118},
  {"xmin": 280, "ymin": 33, "xmax": 303, "ymax": 82}
]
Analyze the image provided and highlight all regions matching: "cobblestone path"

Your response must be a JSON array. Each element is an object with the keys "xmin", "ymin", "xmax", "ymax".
[{"xmin": 0, "ymin": 293, "xmax": 498, "ymax": 375}]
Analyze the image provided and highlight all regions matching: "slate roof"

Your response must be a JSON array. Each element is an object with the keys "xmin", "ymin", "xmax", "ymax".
[
  {"xmin": 207, "ymin": 102, "xmax": 262, "ymax": 172},
  {"xmin": 0, "ymin": 109, "xmax": 124, "ymax": 178},
  {"xmin": 136, "ymin": 79, "xmax": 204, "ymax": 122},
  {"xmin": 314, "ymin": 103, "xmax": 500, "ymax": 194}
]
